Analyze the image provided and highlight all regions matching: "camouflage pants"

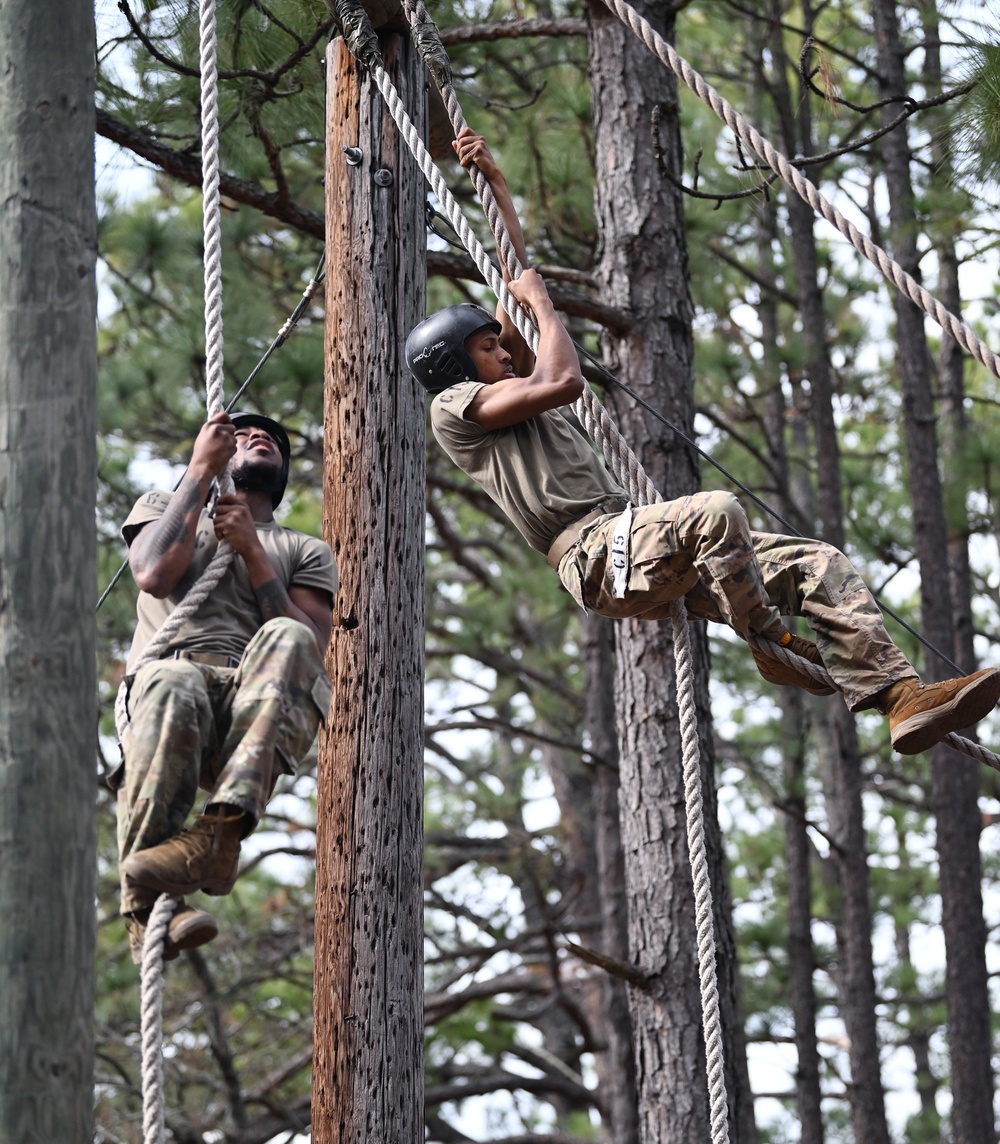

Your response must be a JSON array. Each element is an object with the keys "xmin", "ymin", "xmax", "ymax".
[
  {"xmin": 116, "ymin": 617, "xmax": 331, "ymax": 914},
  {"xmin": 556, "ymin": 490, "xmax": 916, "ymax": 710}
]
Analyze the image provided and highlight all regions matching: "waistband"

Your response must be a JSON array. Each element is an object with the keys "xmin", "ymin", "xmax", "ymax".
[
  {"xmin": 547, "ymin": 497, "xmax": 630, "ymax": 570},
  {"xmin": 174, "ymin": 649, "xmax": 240, "ymax": 669}
]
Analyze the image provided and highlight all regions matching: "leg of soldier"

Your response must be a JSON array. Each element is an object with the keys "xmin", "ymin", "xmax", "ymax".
[
  {"xmin": 203, "ymin": 616, "xmax": 330, "ymax": 829},
  {"xmin": 748, "ymin": 531, "xmax": 918, "ymax": 710},
  {"xmin": 117, "ymin": 659, "xmax": 217, "ymax": 915},
  {"xmin": 569, "ymin": 490, "xmax": 785, "ymax": 637}
]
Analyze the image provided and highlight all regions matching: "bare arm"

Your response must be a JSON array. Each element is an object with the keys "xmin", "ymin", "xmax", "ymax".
[
  {"xmin": 213, "ymin": 495, "xmax": 333, "ymax": 653},
  {"xmin": 453, "ymin": 128, "xmax": 534, "ymax": 379},
  {"xmin": 129, "ymin": 412, "xmax": 236, "ymax": 597},
  {"xmin": 466, "ymin": 270, "xmax": 584, "ymax": 431}
]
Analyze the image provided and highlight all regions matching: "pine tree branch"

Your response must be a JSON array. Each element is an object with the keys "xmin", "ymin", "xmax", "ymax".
[
  {"xmin": 437, "ymin": 18, "xmax": 588, "ymax": 45},
  {"xmin": 96, "ymin": 108, "xmax": 326, "ymax": 237}
]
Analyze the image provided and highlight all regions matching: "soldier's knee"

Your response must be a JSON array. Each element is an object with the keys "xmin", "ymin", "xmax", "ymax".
[
  {"xmin": 812, "ymin": 539, "xmax": 855, "ymax": 577},
  {"xmin": 700, "ymin": 490, "xmax": 747, "ymax": 533},
  {"xmin": 258, "ymin": 616, "xmax": 315, "ymax": 648},
  {"xmin": 246, "ymin": 617, "xmax": 322, "ymax": 671}
]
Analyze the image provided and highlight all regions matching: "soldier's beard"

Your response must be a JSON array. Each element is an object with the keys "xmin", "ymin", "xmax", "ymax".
[{"xmin": 232, "ymin": 457, "xmax": 284, "ymax": 499}]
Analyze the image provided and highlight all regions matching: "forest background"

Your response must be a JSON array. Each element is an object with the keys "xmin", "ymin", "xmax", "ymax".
[{"xmin": 88, "ymin": 0, "xmax": 1000, "ymax": 1141}]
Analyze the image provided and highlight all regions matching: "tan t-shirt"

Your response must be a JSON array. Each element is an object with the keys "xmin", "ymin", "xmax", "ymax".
[
  {"xmin": 431, "ymin": 381, "xmax": 626, "ymax": 553},
  {"xmin": 122, "ymin": 490, "xmax": 337, "ymax": 671}
]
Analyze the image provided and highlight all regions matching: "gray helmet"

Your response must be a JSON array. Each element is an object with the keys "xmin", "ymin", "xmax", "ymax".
[
  {"xmin": 231, "ymin": 412, "xmax": 291, "ymax": 508},
  {"xmin": 405, "ymin": 303, "xmax": 502, "ymax": 393}
]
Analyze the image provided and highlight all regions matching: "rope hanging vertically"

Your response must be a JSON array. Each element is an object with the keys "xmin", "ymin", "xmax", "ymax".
[
  {"xmin": 113, "ymin": 0, "xmax": 237, "ymax": 745},
  {"xmin": 133, "ymin": 2, "xmax": 231, "ymax": 1140},
  {"xmin": 331, "ymin": 3, "xmax": 731, "ymax": 1137},
  {"xmin": 139, "ymin": 895, "xmax": 178, "ymax": 1144}
]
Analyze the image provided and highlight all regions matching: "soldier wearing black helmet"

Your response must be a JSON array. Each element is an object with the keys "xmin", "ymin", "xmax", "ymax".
[
  {"xmin": 407, "ymin": 127, "xmax": 1000, "ymax": 762},
  {"xmin": 110, "ymin": 410, "xmax": 337, "ymax": 963}
]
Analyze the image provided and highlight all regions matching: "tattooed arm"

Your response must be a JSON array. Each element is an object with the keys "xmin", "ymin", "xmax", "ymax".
[
  {"xmin": 212, "ymin": 494, "xmax": 333, "ymax": 653},
  {"xmin": 128, "ymin": 413, "xmax": 237, "ymax": 597}
]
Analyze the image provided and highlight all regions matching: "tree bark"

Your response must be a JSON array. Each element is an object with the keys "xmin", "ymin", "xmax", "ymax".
[
  {"xmin": 313, "ymin": 33, "xmax": 426, "ymax": 1144},
  {"xmin": 871, "ymin": 3, "xmax": 995, "ymax": 1138},
  {"xmin": 0, "ymin": 2, "xmax": 98, "ymax": 1140},
  {"xmin": 582, "ymin": 612, "xmax": 640, "ymax": 1144},
  {"xmin": 589, "ymin": 2, "xmax": 756, "ymax": 1139}
]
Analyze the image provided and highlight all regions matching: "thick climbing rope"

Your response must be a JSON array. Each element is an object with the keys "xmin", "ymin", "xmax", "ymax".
[
  {"xmin": 112, "ymin": 0, "xmax": 233, "ymax": 748},
  {"xmin": 139, "ymin": 895, "xmax": 178, "ymax": 1144},
  {"xmin": 332, "ymin": 3, "xmax": 729, "ymax": 1138},
  {"xmin": 590, "ymin": 0, "xmax": 1000, "ymax": 382},
  {"xmin": 132, "ymin": 2, "xmax": 230, "ymax": 1140}
]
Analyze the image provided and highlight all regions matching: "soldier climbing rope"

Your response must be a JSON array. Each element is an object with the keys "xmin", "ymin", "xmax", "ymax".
[{"xmin": 126, "ymin": 2, "xmax": 1000, "ymax": 1142}]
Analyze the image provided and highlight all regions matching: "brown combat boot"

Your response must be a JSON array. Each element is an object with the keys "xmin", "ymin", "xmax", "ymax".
[
  {"xmin": 122, "ymin": 810, "xmax": 246, "ymax": 897},
  {"xmin": 751, "ymin": 630, "xmax": 836, "ymax": 696},
  {"xmin": 877, "ymin": 668, "xmax": 1000, "ymax": 755},
  {"xmin": 126, "ymin": 902, "xmax": 219, "ymax": 965}
]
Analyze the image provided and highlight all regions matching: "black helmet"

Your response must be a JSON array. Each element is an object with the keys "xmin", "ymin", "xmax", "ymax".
[
  {"xmin": 231, "ymin": 412, "xmax": 291, "ymax": 508},
  {"xmin": 405, "ymin": 303, "xmax": 502, "ymax": 393}
]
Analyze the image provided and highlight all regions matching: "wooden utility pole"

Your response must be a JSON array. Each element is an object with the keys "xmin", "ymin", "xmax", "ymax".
[
  {"xmin": 314, "ymin": 25, "xmax": 426, "ymax": 1143},
  {"xmin": 0, "ymin": 1, "xmax": 98, "ymax": 1140}
]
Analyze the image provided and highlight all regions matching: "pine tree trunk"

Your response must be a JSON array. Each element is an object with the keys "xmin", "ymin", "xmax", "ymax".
[
  {"xmin": 871, "ymin": 3, "xmax": 995, "ymax": 1137},
  {"xmin": 313, "ymin": 32, "xmax": 426, "ymax": 1144},
  {"xmin": 763, "ymin": 4, "xmax": 891, "ymax": 1136},
  {"xmin": 588, "ymin": 3, "xmax": 756, "ymax": 1139},
  {"xmin": 582, "ymin": 612, "xmax": 640, "ymax": 1144},
  {"xmin": 751, "ymin": 171, "xmax": 825, "ymax": 1144},
  {"xmin": 0, "ymin": 2, "xmax": 98, "ymax": 1140}
]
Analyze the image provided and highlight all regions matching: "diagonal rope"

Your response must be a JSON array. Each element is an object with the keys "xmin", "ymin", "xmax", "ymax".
[
  {"xmin": 333, "ymin": 2, "xmax": 728, "ymax": 1136},
  {"xmin": 593, "ymin": 0, "xmax": 1000, "ymax": 381},
  {"xmin": 392, "ymin": 1, "xmax": 1000, "ymax": 779}
]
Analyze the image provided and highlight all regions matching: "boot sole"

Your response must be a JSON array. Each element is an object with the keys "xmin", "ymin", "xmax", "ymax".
[
  {"xmin": 891, "ymin": 670, "xmax": 1000, "ymax": 755},
  {"xmin": 169, "ymin": 913, "xmax": 219, "ymax": 952}
]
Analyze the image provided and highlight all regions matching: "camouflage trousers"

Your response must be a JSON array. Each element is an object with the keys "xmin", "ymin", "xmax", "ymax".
[
  {"xmin": 555, "ymin": 490, "xmax": 916, "ymax": 711},
  {"xmin": 115, "ymin": 617, "xmax": 331, "ymax": 915}
]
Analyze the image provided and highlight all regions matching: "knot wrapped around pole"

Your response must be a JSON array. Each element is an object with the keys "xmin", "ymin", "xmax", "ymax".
[{"xmin": 333, "ymin": 0, "xmax": 384, "ymax": 71}]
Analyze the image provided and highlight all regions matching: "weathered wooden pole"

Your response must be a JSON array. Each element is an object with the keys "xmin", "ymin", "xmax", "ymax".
[
  {"xmin": 314, "ymin": 23, "xmax": 426, "ymax": 1143},
  {"xmin": 0, "ymin": 1, "xmax": 98, "ymax": 1140}
]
